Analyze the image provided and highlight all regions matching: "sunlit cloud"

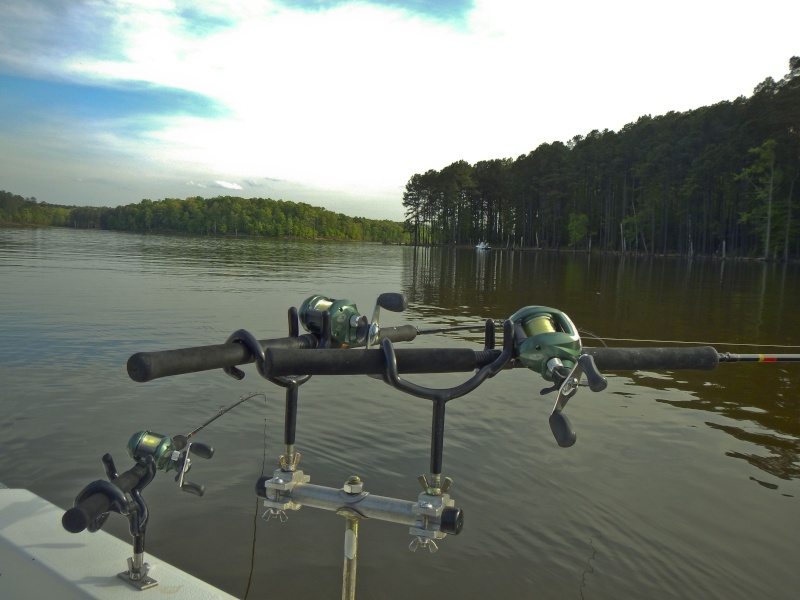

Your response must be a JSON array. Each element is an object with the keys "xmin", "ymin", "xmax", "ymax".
[
  {"xmin": 213, "ymin": 180, "xmax": 243, "ymax": 190},
  {"xmin": 1, "ymin": 0, "xmax": 798, "ymax": 220}
]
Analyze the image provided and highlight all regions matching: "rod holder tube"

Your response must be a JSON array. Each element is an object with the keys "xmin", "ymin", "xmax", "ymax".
[
  {"xmin": 430, "ymin": 400, "xmax": 446, "ymax": 477},
  {"xmin": 284, "ymin": 386, "xmax": 298, "ymax": 446},
  {"xmin": 260, "ymin": 482, "xmax": 418, "ymax": 526}
]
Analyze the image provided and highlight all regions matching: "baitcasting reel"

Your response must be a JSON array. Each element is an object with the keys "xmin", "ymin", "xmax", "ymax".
[
  {"xmin": 510, "ymin": 306, "xmax": 607, "ymax": 447},
  {"xmin": 298, "ymin": 293, "xmax": 408, "ymax": 348},
  {"xmin": 127, "ymin": 430, "xmax": 214, "ymax": 496},
  {"xmin": 63, "ymin": 431, "xmax": 213, "ymax": 590},
  {"xmin": 510, "ymin": 306, "xmax": 582, "ymax": 382}
]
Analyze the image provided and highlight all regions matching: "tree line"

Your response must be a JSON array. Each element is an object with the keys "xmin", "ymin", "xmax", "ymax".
[
  {"xmin": 0, "ymin": 192, "xmax": 73, "ymax": 227},
  {"xmin": 0, "ymin": 192, "xmax": 410, "ymax": 244},
  {"xmin": 403, "ymin": 57, "xmax": 800, "ymax": 259}
]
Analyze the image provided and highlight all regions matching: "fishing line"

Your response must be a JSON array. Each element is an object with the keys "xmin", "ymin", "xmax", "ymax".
[
  {"xmin": 578, "ymin": 329, "xmax": 608, "ymax": 346},
  {"xmin": 579, "ymin": 535, "xmax": 598, "ymax": 600},
  {"xmin": 244, "ymin": 399, "xmax": 270, "ymax": 600},
  {"xmin": 447, "ymin": 324, "xmax": 800, "ymax": 351},
  {"xmin": 169, "ymin": 390, "xmax": 271, "ymax": 598},
  {"xmin": 590, "ymin": 337, "xmax": 800, "ymax": 348},
  {"xmin": 577, "ymin": 327, "xmax": 800, "ymax": 349},
  {"xmin": 182, "ymin": 392, "xmax": 265, "ymax": 440}
]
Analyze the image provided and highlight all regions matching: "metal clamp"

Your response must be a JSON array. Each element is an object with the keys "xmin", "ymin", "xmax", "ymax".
[{"xmin": 258, "ymin": 469, "xmax": 311, "ymax": 514}]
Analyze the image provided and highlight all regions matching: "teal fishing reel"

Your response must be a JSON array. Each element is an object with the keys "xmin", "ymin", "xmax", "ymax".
[
  {"xmin": 510, "ymin": 306, "xmax": 607, "ymax": 447},
  {"xmin": 510, "ymin": 306, "xmax": 582, "ymax": 381},
  {"xmin": 299, "ymin": 295, "xmax": 368, "ymax": 347},
  {"xmin": 127, "ymin": 430, "xmax": 214, "ymax": 496},
  {"xmin": 127, "ymin": 431, "xmax": 177, "ymax": 472},
  {"xmin": 299, "ymin": 293, "xmax": 408, "ymax": 348},
  {"xmin": 63, "ymin": 430, "xmax": 216, "ymax": 588}
]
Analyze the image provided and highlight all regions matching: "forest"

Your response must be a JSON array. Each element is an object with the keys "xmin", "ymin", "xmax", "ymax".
[
  {"xmin": 3, "ymin": 57, "xmax": 799, "ymax": 255},
  {"xmin": 403, "ymin": 57, "xmax": 800, "ymax": 259},
  {"xmin": 0, "ymin": 193, "xmax": 410, "ymax": 244}
]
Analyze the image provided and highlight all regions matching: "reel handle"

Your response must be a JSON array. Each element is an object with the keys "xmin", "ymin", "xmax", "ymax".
[
  {"xmin": 579, "ymin": 354, "xmax": 607, "ymax": 392},
  {"xmin": 174, "ymin": 441, "xmax": 215, "ymax": 496},
  {"xmin": 377, "ymin": 292, "xmax": 408, "ymax": 313}
]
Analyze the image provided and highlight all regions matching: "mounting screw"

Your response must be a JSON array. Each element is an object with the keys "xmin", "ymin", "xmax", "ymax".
[{"xmin": 343, "ymin": 475, "xmax": 363, "ymax": 494}]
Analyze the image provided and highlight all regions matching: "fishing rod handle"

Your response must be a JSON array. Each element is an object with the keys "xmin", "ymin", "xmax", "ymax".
[
  {"xmin": 263, "ymin": 346, "xmax": 721, "ymax": 378},
  {"xmin": 62, "ymin": 463, "xmax": 147, "ymax": 533},
  {"xmin": 583, "ymin": 346, "xmax": 719, "ymax": 371},
  {"xmin": 263, "ymin": 347, "xmax": 503, "ymax": 377},
  {"xmin": 128, "ymin": 333, "xmax": 317, "ymax": 382},
  {"xmin": 127, "ymin": 326, "xmax": 419, "ymax": 382}
]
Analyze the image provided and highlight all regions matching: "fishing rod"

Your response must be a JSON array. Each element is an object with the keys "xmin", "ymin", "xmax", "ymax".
[
  {"xmin": 64, "ymin": 292, "xmax": 799, "ymax": 598},
  {"xmin": 178, "ymin": 391, "xmax": 266, "ymax": 443},
  {"xmin": 718, "ymin": 352, "xmax": 800, "ymax": 362},
  {"xmin": 126, "ymin": 293, "xmax": 416, "ymax": 382},
  {"xmin": 415, "ymin": 324, "xmax": 494, "ymax": 334}
]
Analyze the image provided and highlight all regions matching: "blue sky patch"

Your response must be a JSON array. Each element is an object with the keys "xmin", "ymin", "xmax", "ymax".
[
  {"xmin": 0, "ymin": 74, "xmax": 225, "ymax": 129},
  {"xmin": 276, "ymin": 0, "xmax": 473, "ymax": 22},
  {"xmin": 177, "ymin": 7, "xmax": 236, "ymax": 37}
]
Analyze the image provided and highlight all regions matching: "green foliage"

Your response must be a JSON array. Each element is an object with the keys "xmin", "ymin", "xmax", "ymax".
[
  {"xmin": 567, "ymin": 213, "xmax": 589, "ymax": 249},
  {"xmin": 402, "ymin": 56, "xmax": 800, "ymax": 258},
  {"xmin": 737, "ymin": 139, "xmax": 780, "ymax": 258},
  {"xmin": 0, "ymin": 191, "xmax": 72, "ymax": 226},
  {"xmin": 0, "ymin": 192, "xmax": 409, "ymax": 244}
]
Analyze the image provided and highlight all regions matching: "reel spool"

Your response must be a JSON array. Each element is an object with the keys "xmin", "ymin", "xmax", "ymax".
[
  {"xmin": 127, "ymin": 431, "xmax": 177, "ymax": 472},
  {"xmin": 127, "ymin": 430, "xmax": 213, "ymax": 495}
]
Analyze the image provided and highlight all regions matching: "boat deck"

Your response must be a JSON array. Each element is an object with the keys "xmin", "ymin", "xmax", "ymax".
[{"xmin": 0, "ymin": 486, "xmax": 237, "ymax": 599}]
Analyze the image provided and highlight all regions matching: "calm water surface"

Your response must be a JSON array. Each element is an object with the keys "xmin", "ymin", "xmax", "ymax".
[{"xmin": 1, "ymin": 227, "xmax": 799, "ymax": 599}]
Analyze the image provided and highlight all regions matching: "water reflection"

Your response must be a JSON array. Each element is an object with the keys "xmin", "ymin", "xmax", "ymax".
[
  {"xmin": 707, "ymin": 421, "xmax": 800, "ymax": 482},
  {"xmin": 403, "ymin": 247, "xmax": 800, "ymax": 342},
  {"xmin": 3, "ymin": 228, "xmax": 799, "ymax": 598},
  {"xmin": 402, "ymin": 246, "xmax": 800, "ymax": 479}
]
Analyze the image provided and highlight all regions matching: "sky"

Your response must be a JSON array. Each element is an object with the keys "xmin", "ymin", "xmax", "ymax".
[{"xmin": 0, "ymin": 1, "xmax": 798, "ymax": 222}]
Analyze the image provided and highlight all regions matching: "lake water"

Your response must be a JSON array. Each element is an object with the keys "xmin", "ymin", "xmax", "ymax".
[{"xmin": 1, "ymin": 226, "xmax": 799, "ymax": 599}]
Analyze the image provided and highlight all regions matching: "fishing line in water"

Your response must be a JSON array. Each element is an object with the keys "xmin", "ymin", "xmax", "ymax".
[
  {"xmin": 244, "ymin": 411, "xmax": 270, "ymax": 600},
  {"xmin": 579, "ymin": 536, "xmax": 598, "ymax": 600},
  {"xmin": 182, "ymin": 390, "xmax": 270, "ymax": 600}
]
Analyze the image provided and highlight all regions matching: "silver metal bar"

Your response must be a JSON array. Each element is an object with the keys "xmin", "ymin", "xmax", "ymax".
[{"xmin": 283, "ymin": 483, "xmax": 418, "ymax": 526}]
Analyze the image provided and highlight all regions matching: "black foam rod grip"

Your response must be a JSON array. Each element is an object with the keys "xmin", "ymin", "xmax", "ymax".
[{"xmin": 583, "ymin": 346, "xmax": 719, "ymax": 371}]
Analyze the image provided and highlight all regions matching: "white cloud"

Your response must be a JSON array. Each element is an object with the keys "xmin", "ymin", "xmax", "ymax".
[
  {"xmin": 2, "ymin": 0, "xmax": 799, "ymax": 219},
  {"xmin": 213, "ymin": 180, "xmax": 243, "ymax": 190}
]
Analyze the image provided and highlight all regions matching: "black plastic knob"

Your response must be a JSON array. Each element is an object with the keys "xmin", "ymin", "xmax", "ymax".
[
  {"xmin": 549, "ymin": 412, "xmax": 577, "ymax": 447},
  {"xmin": 254, "ymin": 476, "xmax": 271, "ymax": 498},
  {"xmin": 190, "ymin": 442, "xmax": 215, "ymax": 460},
  {"xmin": 440, "ymin": 506, "xmax": 464, "ymax": 535},
  {"xmin": 579, "ymin": 354, "xmax": 608, "ymax": 392},
  {"xmin": 377, "ymin": 293, "xmax": 408, "ymax": 313}
]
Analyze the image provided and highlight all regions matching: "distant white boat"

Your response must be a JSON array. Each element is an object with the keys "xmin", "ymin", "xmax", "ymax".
[{"xmin": 476, "ymin": 241, "xmax": 491, "ymax": 250}]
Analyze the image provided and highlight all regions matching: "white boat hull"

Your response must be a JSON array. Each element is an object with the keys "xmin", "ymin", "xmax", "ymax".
[{"xmin": 0, "ymin": 485, "xmax": 236, "ymax": 599}]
